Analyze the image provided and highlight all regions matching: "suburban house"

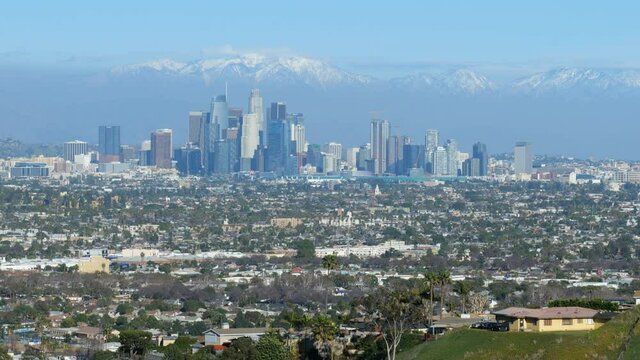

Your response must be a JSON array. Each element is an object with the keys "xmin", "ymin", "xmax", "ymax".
[
  {"xmin": 203, "ymin": 326, "xmax": 269, "ymax": 349},
  {"xmin": 493, "ymin": 306, "xmax": 607, "ymax": 332}
]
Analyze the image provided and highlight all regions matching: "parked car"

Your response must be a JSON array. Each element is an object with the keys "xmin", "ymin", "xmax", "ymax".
[
  {"xmin": 489, "ymin": 322, "xmax": 509, "ymax": 332},
  {"xmin": 470, "ymin": 321, "xmax": 496, "ymax": 329}
]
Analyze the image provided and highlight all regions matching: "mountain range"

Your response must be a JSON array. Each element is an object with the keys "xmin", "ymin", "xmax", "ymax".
[
  {"xmin": 110, "ymin": 54, "xmax": 640, "ymax": 96},
  {"xmin": 2, "ymin": 54, "xmax": 640, "ymax": 159}
]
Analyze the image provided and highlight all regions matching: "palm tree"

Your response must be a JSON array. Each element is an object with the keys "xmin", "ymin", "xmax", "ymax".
[
  {"xmin": 311, "ymin": 315, "xmax": 338, "ymax": 360},
  {"xmin": 437, "ymin": 269, "xmax": 451, "ymax": 320},
  {"xmin": 455, "ymin": 281, "xmax": 472, "ymax": 314},
  {"xmin": 321, "ymin": 255, "xmax": 339, "ymax": 275},
  {"xmin": 321, "ymin": 255, "xmax": 339, "ymax": 312},
  {"xmin": 423, "ymin": 271, "xmax": 438, "ymax": 326}
]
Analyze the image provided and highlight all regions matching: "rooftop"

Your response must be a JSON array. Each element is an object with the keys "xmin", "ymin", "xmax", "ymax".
[{"xmin": 493, "ymin": 307, "xmax": 599, "ymax": 319}]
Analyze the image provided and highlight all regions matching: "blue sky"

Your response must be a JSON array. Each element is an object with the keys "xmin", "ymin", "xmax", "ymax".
[{"xmin": 2, "ymin": 1, "xmax": 640, "ymax": 75}]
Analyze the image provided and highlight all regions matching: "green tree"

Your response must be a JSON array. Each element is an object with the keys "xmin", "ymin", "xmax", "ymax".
[
  {"xmin": 91, "ymin": 351, "xmax": 116, "ymax": 360},
  {"xmin": 295, "ymin": 239, "xmax": 315, "ymax": 259},
  {"xmin": 437, "ymin": 269, "xmax": 451, "ymax": 320},
  {"xmin": 454, "ymin": 281, "xmax": 472, "ymax": 314},
  {"xmin": 255, "ymin": 332, "xmax": 289, "ymax": 360},
  {"xmin": 321, "ymin": 255, "xmax": 338, "ymax": 275},
  {"xmin": 361, "ymin": 287, "xmax": 422, "ymax": 360},
  {"xmin": 221, "ymin": 337, "xmax": 256, "ymax": 360},
  {"xmin": 311, "ymin": 315, "xmax": 338, "ymax": 360},
  {"xmin": 0, "ymin": 346, "xmax": 11, "ymax": 360},
  {"xmin": 423, "ymin": 271, "xmax": 438, "ymax": 326},
  {"xmin": 119, "ymin": 330, "xmax": 152, "ymax": 358}
]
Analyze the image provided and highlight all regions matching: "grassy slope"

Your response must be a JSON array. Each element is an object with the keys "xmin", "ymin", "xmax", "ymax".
[{"xmin": 398, "ymin": 307, "xmax": 640, "ymax": 360}]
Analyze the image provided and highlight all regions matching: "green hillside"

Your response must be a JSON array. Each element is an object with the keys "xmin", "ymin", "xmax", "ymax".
[{"xmin": 398, "ymin": 306, "xmax": 640, "ymax": 360}]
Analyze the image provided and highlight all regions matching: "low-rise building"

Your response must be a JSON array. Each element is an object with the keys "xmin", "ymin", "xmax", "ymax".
[{"xmin": 493, "ymin": 307, "xmax": 607, "ymax": 332}]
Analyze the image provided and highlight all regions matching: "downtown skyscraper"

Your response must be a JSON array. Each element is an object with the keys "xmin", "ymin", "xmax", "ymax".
[
  {"xmin": 98, "ymin": 125, "xmax": 121, "ymax": 163},
  {"xmin": 248, "ymin": 89, "xmax": 264, "ymax": 145},
  {"xmin": 370, "ymin": 119, "xmax": 390, "ymax": 175},
  {"xmin": 424, "ymin": 129, "xmax": 439, "ymax": 173},
  {"xmin": 151, "ymin": 129, "xmax": 173, "ymax": 169},
  {"xmin": 514, "ymin": 141, "xmax": 533, "ymax": 174}
]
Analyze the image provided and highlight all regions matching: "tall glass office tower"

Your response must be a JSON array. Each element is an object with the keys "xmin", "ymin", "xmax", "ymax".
[{"xmin": 98, "ymin": 125, "xmax": 121, "ymax": 163}]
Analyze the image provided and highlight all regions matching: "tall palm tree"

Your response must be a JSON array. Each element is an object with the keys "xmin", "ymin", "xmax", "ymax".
[
  {"xmin": 455, "ymin": 281, "xmax": 472, "ymax": 314},
  {"xmin": 322, "ymin": 255, "xmax": 339, "ymax": 312},
  {"xmin": 437, "ymin": 269, "xmax": 451, "ymax": 320},
  {"xmin": 423, "ymin": 271, "xmax": 438, "ymax": 326}
]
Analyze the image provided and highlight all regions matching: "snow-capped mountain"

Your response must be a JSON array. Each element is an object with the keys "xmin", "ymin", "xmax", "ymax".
[
  {"xmin": 389, "ymin": 69, "xmax": 496, "ymax": 94},
  {"xmin": 513, "ymin": 67, "xmax": 640, "ymax": 93},
  {"xmin": 111, "ymin": 57, "xmax": 640, "ymax": 96},
  {"xmin": 111, "ymin": 54, "xmax": 374, "ymax": 88}
]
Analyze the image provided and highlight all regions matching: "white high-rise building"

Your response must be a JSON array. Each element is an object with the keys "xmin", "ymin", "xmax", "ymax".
[
  {"xmin": 322, "ymin": 153, "xmax": 338, "ymax": 173},
  {"xmin": 293, "ymin": 124, "xmax": 306, "ymax": 154},
  {"xmin": 63, "ymin": 140, "xmax": 88, "ymax": 162},
  {"xmin": 241, "ymin": 113, "xmax": 260, "ymax": 168},
  {"xmin": 514, "ymin": 142, "xmax": 533, "ymax": 174},
  {"xmin": 346, "ymin": 147, "xmax": 360, "ymax": 168},
  {"xmin": 433, "ymin": 146, "xmax": 448, "ymax": 175},
  {"xmin": 323, "ymin": 142, "xmax": 342, "ymax": 161},
  {"xmin": 248, "ymin": 89, "xmax": 264, "ymax": 136},
  {"xmin": 370, "ymin": 119, "xmax": 390, "ymax": 175},
  {"xmin": 445, "ymin": 139, "xmax": 458, "ymax": 176}
]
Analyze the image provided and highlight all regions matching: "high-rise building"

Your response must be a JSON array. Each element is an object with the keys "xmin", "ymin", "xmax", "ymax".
[
  {"xmin": 514, "ymin": 141, "xmax": 533, "ymax": 174},
  {"xmin": 151, "ymin": 129, "xmax": 173, "ymax": 169},
  {"xmin": 263, "ymin": 102, "xmax": 291, "ymax": 174},
  {"xmin": 306, "ymin": 144, "xmax": 322, "ymax": 168},
  {"xmin": 140, "ymin": 140, "xmax": 152, "ymax": 166},
  {"xmin": 386, "ymin": 135, "xmax": 410, "ymax": 175},
  {"xmin": 63, "ymin": 140, "xmax": 88, "ymax": 162},
  {"xmin": 445, "ymin": 139, "xmax": 458, "ymax": 176},
  {"xmin": 98, "ymin": 125, "xmax": 121, "ymax": 163},
  {"xmin": 175, "ymin": 143, "xmax": 202, "ymax": 175},
  {"xmin": 322, "ymin": 153, "xmax": 338, "ymax": 173},
  {"xmin": 188, "ymin": 111, "xmax": 203, "ymax": 146},
  {"xmin": 370, "ymin": 119, "xmax": 390, "ymax": 175},
  {"xmin": 323, "ymin": 142, "xmax": 342, "ymax": 161},
  {"xmin": 119, "ymin": 144, "xmax": 137, "ymax": 163},
  {"xmin": 270, "ymin": 102, "xmax": 286, "ymax": 122},
  {"xmin": 212, "ymin": 95, "xmax": 229, "ymax": 141},
  {"xmin": 248, "ymin": 89, "xmax": 264, "ymax": 141},
  {"xmin": 402, "ymin": 144, "xmax": 422, "ymax": 175},
  {"xmin": 346, "ymin": 148, "xmax": 359, "ymax": 168},
  {"xmin": 433, "ymin": 146, "xmax": 448, "ymax": 175},
  {"xmin": 424, "ymin": 129, "xmax": 439, "ymax": 173},
  {"xmin": 240, "ymin": 113, "xmax": 260, "ymax": 171},
  {"xmin": 356, "ymin": 143, "xmax": 372, "ymax": 171},
  {"xmin": 228, "ymin": 108, "xmax": 242, "ymax": 129},
  {"xmin": 462, "ymin": 157, "xmax": 481, "ymax": 177},
  {"xmin": 293, "ymin": 124, "xmax": 306, "ymax": 155},
  {"xmin": 472, "ymin": 142, "xmax": 489, "ymax": 176}
]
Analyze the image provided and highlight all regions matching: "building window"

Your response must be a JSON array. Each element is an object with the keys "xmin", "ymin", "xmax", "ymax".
[
  {"xmin": 562, "ymin": 319, "xmax": 572, "ymax": 325},
  {"xmin": 543, "ymin": 319, "xmax": 552, "ymax": 326},
  {"xmin": 586, "ymin": 319, "xmax": 593, "ymax": 324},
  {"xmin": 577, "ymin": 319, "xmax": 583, "ymax": 324}
]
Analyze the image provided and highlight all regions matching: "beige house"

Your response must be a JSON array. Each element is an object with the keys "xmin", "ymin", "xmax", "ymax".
[
  {"xmin": 78, "ymin": 256, "xmax": 110, "ymax": 273},
  {"xmin": 270, "ymin": 217, "xmax": 303, "ymax": 228},
  {"xmin": 493, "ymin": 307, "xmax": 606, "ymax": 332},
  {"xmin": 204, "ymin": 327, "xmax": 269, "ymax": 349}
]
